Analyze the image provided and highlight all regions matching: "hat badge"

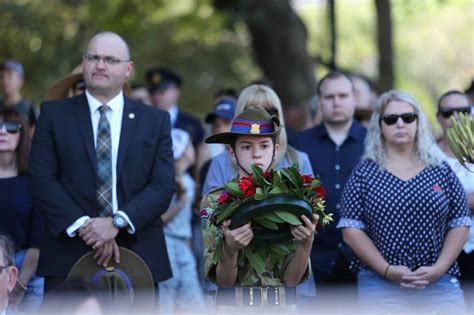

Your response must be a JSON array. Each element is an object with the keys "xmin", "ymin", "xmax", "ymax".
[{"xmin": 250, "ymin": 123, "xmax": 261, "ymax": 134}]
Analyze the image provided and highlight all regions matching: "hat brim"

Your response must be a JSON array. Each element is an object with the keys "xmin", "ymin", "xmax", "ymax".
[
  {"xmin": 46, "ymin": 67, "xmax": 133, "ymax": 101},
  {"xmin": 205, "ymin": 129, "xmax": 280, "ymax": 145},
  {"xmin": 67, "ymin": 247, "xmax": 155, "ymax": 310}
]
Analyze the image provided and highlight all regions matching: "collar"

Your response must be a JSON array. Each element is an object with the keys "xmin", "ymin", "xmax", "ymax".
[
  {"xmin": 168, "ymin": 105, "xmax": 179, "ymax": 126},
  {"xmin": 85, "ymin": 90, "xmax": 124, "ymax": 114},
  {"xmin": 314, "ymin": 119, "xmax": 366, "ymax": 141}
]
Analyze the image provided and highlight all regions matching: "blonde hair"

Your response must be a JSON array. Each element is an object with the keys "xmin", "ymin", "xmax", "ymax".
[
  {"xmin": 235, "ymin": 84, "xmax": 300, "ymax": 166},
  {"xmin": 363, "ymin": 90, "xmax": 442, "ymax": 168}
]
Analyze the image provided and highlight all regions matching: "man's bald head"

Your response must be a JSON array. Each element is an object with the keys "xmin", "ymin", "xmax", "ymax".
[{"xmin": 87, "ymin": 32, "xmax": 131, "ymax": 60}]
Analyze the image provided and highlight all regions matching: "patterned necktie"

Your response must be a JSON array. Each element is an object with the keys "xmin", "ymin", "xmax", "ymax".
[{"xmin": 96, "ymin": 105, "xmax": 113, "ymax": 217}]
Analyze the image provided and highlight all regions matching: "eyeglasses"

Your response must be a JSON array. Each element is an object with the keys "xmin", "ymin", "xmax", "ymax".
[
  {"xmin": 83, "ymin": 54, "xmax": 130, "ymax": 65},
  {"xmin": 437, "ymin": 106, "xmax": 471, "ymax": 118},
  {"xmin": 0, "ymin": 264, "xmax": 12, "ymax": 273},
  {"xmin": 381, "ymin": 113, "xmax": 418, "ymax": 125},
  {"xmin": 0, "ymin": 122, "xmax": 22, "ymax": 134}
]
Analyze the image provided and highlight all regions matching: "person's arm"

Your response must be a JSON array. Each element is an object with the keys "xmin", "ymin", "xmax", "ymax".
[
  {"xmin": 8, "ymin": 248, "xmax": 40, "ymax": 309},
  {"xmin": 29, "ymin": 102, "xmax": 89, "ymax": 236},
  {"xmin": 216, "ymin": 220, "xmax": 253, "ymax": 288},
  {"xmin": 283, "ymin": 214, "xmax": 317, "ymax": 287},
  {"xmin": 467, "ymin": 192, "xmax": 474, "ymax": 214}
]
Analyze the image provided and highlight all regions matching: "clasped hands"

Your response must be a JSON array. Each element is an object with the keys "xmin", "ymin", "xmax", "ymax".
[
  {"xmin": 78, "ymin": 217, "xmax": 120, "ymax": 267},
  {"xmin": 386, "ymin": 265, "xmax": 441, "ymax": 289}
]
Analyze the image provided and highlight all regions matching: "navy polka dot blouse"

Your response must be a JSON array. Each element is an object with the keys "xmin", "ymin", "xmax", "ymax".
[{"xmin": 337, "ymin": 160, "xmax": 472, "ymax": 276}]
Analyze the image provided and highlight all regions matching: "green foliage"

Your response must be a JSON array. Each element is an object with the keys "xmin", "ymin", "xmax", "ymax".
[{"xmin": 0, "ymin": 0, "xmax": 256, "ymax": 116}]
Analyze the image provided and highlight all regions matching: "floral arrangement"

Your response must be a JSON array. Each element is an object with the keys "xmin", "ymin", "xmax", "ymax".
[
  {"xmin": 447, "ymin": 112, "xmax": 474, "ymax": 171},
  {"xmin": 209, "ymin": 164, "xmax": 332, "ymax": 278}
]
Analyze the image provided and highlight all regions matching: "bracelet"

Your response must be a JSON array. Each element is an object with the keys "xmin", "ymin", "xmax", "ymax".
[
  {"xmin": 16, "ymin": 279, "xmax": 27, "ymax": 291},
  {"xmin": 383, "ymin": 264, "xmax": 391, "ymax": 279}
]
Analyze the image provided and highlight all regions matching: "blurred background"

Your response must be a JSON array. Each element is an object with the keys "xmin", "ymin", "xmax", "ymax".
[{"xmin": 0, "ymin": 0, "xmax": 473, "ymax": 134}]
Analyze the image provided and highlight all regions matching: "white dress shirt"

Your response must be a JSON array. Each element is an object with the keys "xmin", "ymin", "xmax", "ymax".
[{"xmin": 66, "ymin": 91, "xmax": 135, "ymax": 236}]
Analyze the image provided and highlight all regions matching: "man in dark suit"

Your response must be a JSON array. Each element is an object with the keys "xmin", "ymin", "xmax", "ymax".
[
  {"xmin": 29, "ymin": 32, "xmax": 175, "ymax": 292},
  {"xmin": 146, "ymin": 67, "xmax": 204, "ymax": 148}
]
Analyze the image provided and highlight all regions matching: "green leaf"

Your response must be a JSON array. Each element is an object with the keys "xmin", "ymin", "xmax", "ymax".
[
  {"xmin": 262, "ymin": 212, "xmax": 286, "ymax": 223},
  {"xmin": 270, "ymin": 244, "xmax": 292, "ymax": 255},
  {"xmin": 255, "ymin": 216, "xmax": 279, "ymax": 230},
  {"xmin": 280, "ymin": 168, "xmax": 300, "ymax": 189},
  {"xmin": 274, "ymin": 210, "xmax": 302, "ymax": 225},
  {"xmin": 254, "ymin": 187, "xmax": 267, "ymax": 200},
  {"xmin": 244, "ymin": 248, "xmax": 265, "ymax": 275},
  {"xmin": 216, "ymin": 201, "xmax": 242, "ymax": 223},
  {"xmin": 251, "ymin": 164, "xmax": 265, "ymax": 186},
  {"xmin": 212, "ymin": 237, "xmax": 223, "ymax": 264},
  {"xmin": 268, "ymin": 186, "xmax": 284, "ymax": 194},
  {"xmin": 224, "ymin": 182, "xmax": 243, "ymax": 197}
]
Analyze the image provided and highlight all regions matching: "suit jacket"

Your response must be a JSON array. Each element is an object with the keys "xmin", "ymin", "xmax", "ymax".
[
  {"xmin": 29, "ymin": 93, "xmax": 175, "ymax": 282},
  {"xmin": 174, "ymin": 109, "xmax": 204, "ymax": 148}
]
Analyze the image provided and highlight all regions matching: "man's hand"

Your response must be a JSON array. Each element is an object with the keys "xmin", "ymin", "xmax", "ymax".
[
  {"xmin": 79, "ymin": 217, "xmax": 119, "ymax": 249},
  {"xmin": 94, "ymin": 239, "xmax": 120, "ymax": 267}
]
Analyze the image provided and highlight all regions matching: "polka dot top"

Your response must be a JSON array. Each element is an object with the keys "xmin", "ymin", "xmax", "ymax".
[{"xmin": 337, "ymin": 160, "xmax": 472, "ymax": 276}]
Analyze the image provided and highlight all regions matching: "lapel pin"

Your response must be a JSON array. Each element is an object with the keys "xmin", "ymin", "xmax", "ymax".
[{"xmin": 129, "ymin": 113, "xmax": 135, "ymax": 119}]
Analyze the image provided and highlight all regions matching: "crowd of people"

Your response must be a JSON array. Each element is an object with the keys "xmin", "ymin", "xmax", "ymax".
[{"xmin": 0, "ymin": 31, "xmax": 473, "ymax": 315}]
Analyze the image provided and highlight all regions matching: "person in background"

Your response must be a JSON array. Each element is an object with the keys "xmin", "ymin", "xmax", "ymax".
[
  {"xmin": 338, "ymin": 90, "xmax": 470, "ymax": 314},
  {"xmin": 159, "ymin": 128, "xmax": 205, "ymax": 313},
  {"xmin": 146, "ymin": 67, "xmax": 204, "ymax": 149},
  {"xmin": 0, "ymin": 60, "xmax": 37, "ymax": 126},
  {"xmin": 351, "ymin": 74, "xmax": 377, "ymax": 128},
  {"xmin": 0, "ymin": 234, "xmax": 18, "ymax": 315},
  {"xmin": 291, "ymin": 71, "xmax": 366, "ymax": 304},
  {"xmin": 130, "ymin": 84, "xmax": 151, "ymax": 105},
  {"xmin": 435, "ymin": 90, "xmax": 474, "ymax": 308},
  {"xmin": 0, "ymin": 109, "xmax": 44, "ymax": 312}
]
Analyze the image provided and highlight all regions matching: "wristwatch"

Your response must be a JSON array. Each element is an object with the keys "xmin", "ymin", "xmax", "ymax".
[{"xmin": 112, "ymin": 213, "xmax": 128, "ymax": 229}]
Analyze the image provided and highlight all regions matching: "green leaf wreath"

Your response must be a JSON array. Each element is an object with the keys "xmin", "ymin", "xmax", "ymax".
[{"xmin": 210, "ymin": 163, "xmax": 332, "ymax": 278}]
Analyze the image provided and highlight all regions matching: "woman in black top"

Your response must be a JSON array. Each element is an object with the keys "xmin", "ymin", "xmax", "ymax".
[{"xmin": 0, "ymin": 108, "xmax": 43, "ymax": 311}]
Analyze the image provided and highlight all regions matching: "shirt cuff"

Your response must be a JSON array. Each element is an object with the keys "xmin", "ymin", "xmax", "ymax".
[
  {"xmin": 66, "ymin": 216, "xmax": 90, "ymax": 237},
  {"xmin": 336, "ymin": 218, "xmax": 367, "ymax": 229},
  {"xmin": 447, "ymin": 216, "xmax": 472, "ymax": 229},
  {"xmin": 117, "ymin": 210, "xmax": 136, "ymax": 234}
]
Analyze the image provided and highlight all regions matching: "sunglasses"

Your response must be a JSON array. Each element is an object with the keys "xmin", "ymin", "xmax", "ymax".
[
  {"xmin": 437, "ymin": 106, "xmax": 471, "ymax": 118},
  {"xmin": 381, "ymin": 113, "xmax": 418, "ymax": 125},
  {"xmin": 0, "ymin": 122, "xmax": 22, "ymax": 133}
]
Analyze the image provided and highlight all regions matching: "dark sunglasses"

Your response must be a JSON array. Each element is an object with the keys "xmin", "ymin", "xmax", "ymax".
[
  {"xmin": 0, "ymin": 122, "xmax": 22, "ymax": 133},
  {"xmin": 381, "ymin": 113, "xmax": 418, "ymax": 125},
  {"xmin": 437, "ymin": 106, "xmax": 471, "ymax": 118}
]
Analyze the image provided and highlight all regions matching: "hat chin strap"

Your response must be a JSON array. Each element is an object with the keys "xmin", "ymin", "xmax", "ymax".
[{"xmin": 233, "ymin": 144, "xmax": 276, "ymax": 177}]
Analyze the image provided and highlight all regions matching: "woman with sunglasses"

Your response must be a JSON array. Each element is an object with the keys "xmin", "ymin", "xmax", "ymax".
[
  {"xmin": 336, "ymin": 90, "xmax": 471, "ymax": 314},
  {"xmin": 0, "ymin": 109, "xmax": 44, "ymax": 312}
]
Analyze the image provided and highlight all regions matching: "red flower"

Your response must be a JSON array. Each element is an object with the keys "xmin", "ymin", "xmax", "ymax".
[
  {"xmin": 302, "ymin": 174, "xmax": 313, "ymax": 186},
  {"xmin": 263, "ymin": 171, "xmax": 273, "ymax": 181},
  {"xmin": 217, "ymin": 190, "xmax": 231, "ymax": 204},
  {"xmin": 313, "ymin": 186, "xmax": 326, "ymax": 199},
  {"xmin": 239, "ymin": 176, "xmax": 257, "ymax": 198}
]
